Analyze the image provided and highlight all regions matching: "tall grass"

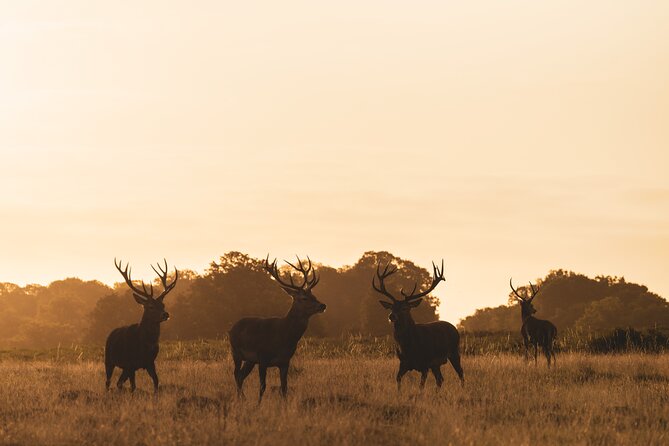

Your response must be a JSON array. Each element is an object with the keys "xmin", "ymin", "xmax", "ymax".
[
  {"xmin": 3, "ymin": 329, "xmax": 666, "ymax": 364},
  {"xmin": 1, "ymin": 354, "xmax": 668, "ymax": 445}
]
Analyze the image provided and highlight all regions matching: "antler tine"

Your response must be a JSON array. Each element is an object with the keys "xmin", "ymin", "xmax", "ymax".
[
  {"xmin": 114, "ymin": 258, "xmax": 154, "ymax": 301},
  {"xmin": 140, "ymin": 280, "xmax": 153, "ymax": 298},
  {"xmin": 153, "ymin": 259, "xmax": 178, "ymax": 302},
  {"xmin": 284, "ymin": 255, "xmax": 303, "ymax": 272},
  {"xmin": 284, "ymin": 255, "xmax": 320, "ymax": 290},
  {"xmin": 305, "ymin": 256, "xmax": 315, "ymax": 284},
  {"xmin": 284, "ymin": 256, "xmax": 307, "ymax": 289},
  {"xmin": 309, "ymin": 272, "xmax": 320, "ymax": 289},
  {"xmin": 528, "ymin": 282, "xmax": 540, "ymax": 302},
  {"xmin": 401, "ymin": 259, "xmax": 445, "ymax": 301},
  {"xmin": 372, "ymin": 262, "xmax": 399, "ymax": 302},
  {"xmin": 151, "ymin": 258, "xmax": 169, "ymax": 288},
  {"xmin": 304, "ymin": 256, "xmax": 320, "ymax": 289},
  {"xmin": 378, "ymin": 262, "xmax": 398, "ymax": 279},
  {"xmin": 435, "ymin": 259, "xmax": 445, "ymax": 278},
  {"xmin": 509, "ymin": 278, "xmax": 525, "ymax": 301},
  {"xmin": 285, "ymin": 255, "xmax": 303, "ymax": 275},
  {"xmin": 265, "ymin": 255, "xmax": 303, "ymax": 291},
  {"xmin": 264, "ymin": 255, "xmax": 280, "ymax": 281},
  {"xmin": 400, "ymin": 282, "xmax": 418, "ymax": 299},
  {"xmin": 298, "ymin": 255, "xmax": 311, "ymax": 289}
]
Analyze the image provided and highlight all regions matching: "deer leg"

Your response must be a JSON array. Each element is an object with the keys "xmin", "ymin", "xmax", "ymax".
[
  {"xmin": 534, "ymin": 343, "xmax": 538, "ymax": 365},
  {"xmin": 545, "ymin": 346, "xmax": 552, "ymax": 368},
  {"xmin": 258, "ymin": 364, "xmax": 268, "ymax": 404},
  {"xmin": 128, "ymin": 370, "xmax": 136, "ymax": 392},
  {"xmin": 146, "ymin": 364, "xmax": 159, "ymax": 393},
  {"xmin": 116, "ymin": 369, "xmax": 129, "ymax": 391},
  {"xmin": 419, "ymin": 370, "xmax": 428, "ymax": 389},
  {"xmin": 523, "ymin": 335, "xmax": 530, "ymax": 362},
  {"xmin": 279, "ymin": 364, "xmax": 289, "ymax": 398},
  {"xmin": 105, "ymin": 363, "xmax": 114, "ymax": 391},
  {"xmin": 232, "ymin": 349, "xmax": 243, "ymax": 387},
  {"xmin": 235, "ymin": 362, "xmax": 256, "ymax": 397},
  {"xmin": 396, "ymin": 364, "xmax": 409, "ymax": 392},
  {"xmin": 449, "ymin": 353, "xmax": 465, "ymax": 385},
  {"xmin": 431, "ymin": 366, "xmax": 444, "ymax": 389}
]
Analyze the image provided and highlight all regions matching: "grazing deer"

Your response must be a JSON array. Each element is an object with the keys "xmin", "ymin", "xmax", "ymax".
[
  {"xmin": 105, "ymin": 259, "xmax": 178, "ymax": 392},
  {"xmin": 229, "ymin": 256, "xmax": 326, "ymax": 403},
  {"xmin": 509, "ymin": 278, "xmax": 557, "ymax": 367},
  {"xmin": 374, "ymin": 260, "xmax": 464, "ymax": 391}
]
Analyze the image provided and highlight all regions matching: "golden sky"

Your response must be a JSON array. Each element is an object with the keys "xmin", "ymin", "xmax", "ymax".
[{"xmin": 1, "ymin": 1, "xmax": 668, "ymax": 322}]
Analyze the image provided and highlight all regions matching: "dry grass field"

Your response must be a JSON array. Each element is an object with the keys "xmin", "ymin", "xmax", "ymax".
[{"xmin": 1, "ymin": 349, "xmax": 669, "ymax": 446}]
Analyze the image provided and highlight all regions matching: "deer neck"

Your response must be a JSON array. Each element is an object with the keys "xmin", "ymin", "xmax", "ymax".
[
  {"xmin": 139, "ymin": 314, "xmax": 161, "ymax": 344},
  {"xmin": 393, "ymin": 313, "xmax": 417, "ymax": 346},
  {"xmin": 521, "ymin": 309, "xmax": 535, "ymax": 324},
  {"xmin": 284, "ymin": 304, "xmax": 310, "ymax": 342}
]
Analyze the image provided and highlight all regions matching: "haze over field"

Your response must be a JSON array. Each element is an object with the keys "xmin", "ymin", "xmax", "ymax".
[{"xmin": 1, "ymin": 1, "xmax": 668, "ymax": 322}]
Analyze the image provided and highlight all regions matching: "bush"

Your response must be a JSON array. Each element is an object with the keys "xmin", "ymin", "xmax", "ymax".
[{"xmin": 587, "ymin": 327, "xmax": 669, "ymax": 353}]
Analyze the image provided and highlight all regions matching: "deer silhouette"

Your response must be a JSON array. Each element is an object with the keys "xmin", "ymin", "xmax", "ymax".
[
  {"xmin": 105, "ymin": 259, "xmax": 178, "ymax": 392},
  {"xmin": 510, "ymin": 278, "xmax": 557, "ymax": 367},
  {"xmin": 229, "ymin": 256, "xmax": 326, "ymax": 403},
  {"xmin": 374, "ymin": 260, "xmax": 463, "ymax": 390}
]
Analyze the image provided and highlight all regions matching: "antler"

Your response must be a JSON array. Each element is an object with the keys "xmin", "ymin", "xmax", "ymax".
[
  {"xmin": 151, "ymin": 259, "xmax": 179, "ymax": 302},
  {"xmin": 265, "ymin": 255, "xmax": 319, "ymax": 291},
  {"xmin": 528, "ymin": 281, "xmax": 540, "ymax": 302},
  {"xmin": 400, "ymin": 259, "xmax": 445, "ymax": 302},
  {"xmin": 509, "ymin": 278, "xmax": 524, "ymax": 301},
  {"xmin": 509, "ymin": 278, "xmax": 539, "ymax": 302},
  {"xmin": 372, "ymin": 262, "xmax": 399, "ymax": 302},
  {"xmin": 115, "ymin": 258, "xmax": 154, "ymax": 302}
]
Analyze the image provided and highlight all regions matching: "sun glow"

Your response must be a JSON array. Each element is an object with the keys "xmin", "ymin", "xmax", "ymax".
[{"xmin": 0, "ymin": 1, "xmax": 668, "ymax": 322}]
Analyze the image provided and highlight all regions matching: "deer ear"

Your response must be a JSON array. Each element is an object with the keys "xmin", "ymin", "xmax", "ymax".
[
  {"xmin": 408, "ymin": 299, "xmax": 422, "ymax": 308},
  {"xmin": 379, "ymin": 300, "xmax": 393, "ymax": 309},
  {"xmin": 133, "ymin": 293, "xmax": 149, "ymax": 305}
]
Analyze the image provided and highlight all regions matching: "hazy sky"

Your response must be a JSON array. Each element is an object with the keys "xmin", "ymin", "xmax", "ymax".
[{"xmin": 1, "ymin": 1, "xmax": 668, "ymax": 322}]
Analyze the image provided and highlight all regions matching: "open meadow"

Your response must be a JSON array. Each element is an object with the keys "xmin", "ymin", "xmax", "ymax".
[{"xmin": 1, "ymin": 342, "xmax": 668, "ymax": 446}]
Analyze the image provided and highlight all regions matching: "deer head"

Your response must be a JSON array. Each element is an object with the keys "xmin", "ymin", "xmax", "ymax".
[
  {"xmin": 374, "ymin": 260, "xmax": 445, "ymax": 323},
  {"xmin": 115, "ymin": 258, "xmax": 178, "ymax": 324},
  {"xmin": 265, "ymin": 255, "xmax": 326, "ymax": 316},
  {"xmin": 509, "ymin": 278, "xmax": 539, "ymax": 319}
]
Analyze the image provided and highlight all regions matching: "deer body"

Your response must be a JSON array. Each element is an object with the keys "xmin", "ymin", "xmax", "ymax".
[
  {"xmin": 105, "ymin": 318, "xmax": 161, "ymax": 373},
  {"xmin": 511, "ymin": 279, "xmax": 557, "ymax": 367},
  {"xmin": 105, "ymin": 259, "xmax": 177, "ymax": 392},
  {"xmin": 394, "ymin": 320, "xmax": 460, "ymax": 371},
  {"xmin": 230, "ymin": 310, "xmax": 308, "ymax": 367},
  {"xmin": 229, "ymin": 256, "xmax": 325, "ymax": 402},
  {"xmin": 375, "ymin": 261, "xmax": 464, "ymax": 390},
  {"xmin": 521, "ymin": 315, "xmax": 557, "ymax": 365}
]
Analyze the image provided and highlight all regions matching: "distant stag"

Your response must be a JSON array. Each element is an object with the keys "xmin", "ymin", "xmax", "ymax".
[
  {"xmin": 229, "ymin": 256, "xmax": 326, "ymax": 402},
  {"xmin": 105, "ymin": 259, "xmax": 178, "ymax": 392},
  {"xmin": 373, "ymin": 260, "xmax": 464, "ymax": 390},
  {"xmin": 510, "ymin": 278, "xmax": 557, "ymax": 367}
]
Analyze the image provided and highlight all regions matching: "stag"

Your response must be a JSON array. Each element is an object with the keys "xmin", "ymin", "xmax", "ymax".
[
  {"xmin": 374, "ymin": 260, "xmax": 463, "ymax": 390},
  {"xmin": 510, "ymin": 278, "xmax": 557, "ymax": 367},
  {"xmin": 228, "ymin": 255, "xmax": 326, "ymax": 402},
  {"xmin": 105, "ymin": 259, "xmax": 178, "ymax": 392}
]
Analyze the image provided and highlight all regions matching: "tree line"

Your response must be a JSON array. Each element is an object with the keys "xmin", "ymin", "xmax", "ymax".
[
  {"xmin": 1, "ymin": 255, "xmax": 667, "ymax": 348},
  {"xmin": 0, "ymin": 251, "xmax": 439, "ymax": 348}
]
